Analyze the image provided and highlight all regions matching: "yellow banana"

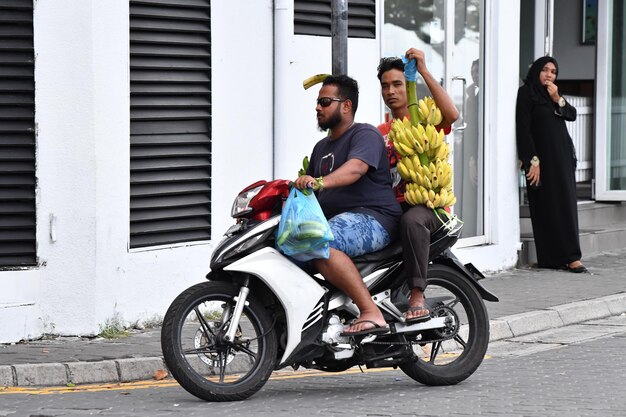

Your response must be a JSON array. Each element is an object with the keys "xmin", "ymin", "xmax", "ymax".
[
  {"xmin": 404, "ymin": 190, "xmax": 415, "ymax": 205},
  {"xmin": 433, "ymin": 107, "xmax": 443, "ymax": 125},
  {"xmin": 403, "ymin": 155, "xmax": 415, "ymax": 173},
  {"xmin": 412, "ymin": 191, "xmax": 420, "ymax": 206},
  {"xmin": 396, "ymin": 159, "xmax": 411, "ymax": 180},
  {"xmin": 433, "ymin": 192, "xmax": 442, "ymax": 208},
  {"xmin": 440, "ymin": 172, "xmax": 452, "ymax": 188},
  {"xmin": 399, "ymin": 142, "xmax": 415, "ymax": 156},
  {"xmin": 445, "ymin": 194, "xmax": 457, "ymax": 207},
  {"xmin": 436, "ymin": 142, "xmax": 448, "ymax": 160},
  {"xmin": 411, "ymin": 189, "xmax": 422, "ymax": 204},
  {"xmin": 440, "ymin": 188, "xmax": 448, "ymax": 204},
  {"xmin": 418, "ymin": 99, "xmax": 429, "ymax": 120},
  {"xmin": 411, "ymin": 155, "xmax": 421, "ymax": 172},
  {"xmin": 303, "ymin": 73, "xmax": 331, "ymax": 90},
  {"xmin": 414, "ymin": 170, "xmax": 424, "ymax": 187},
  {"xmin": 393, "ymin": 140, "xmax": 408, "ymax": 157},
  {"xmin": 429, "ymin": 162, "xmax": 437, "ymax": 178},
  {"xmin": 431, "ymin": 174, "xmax": 439, "ymax": 189},
  {"xmin": 423, "ymin": 175, "xmax": 432, "ymax": 190},
  {"xmin": 427, "ymin": 106, "xmax": 438, "ymax": 125},
  {"xmin": 400, "ymin": 130, "xmax": 415, "ymax": 150}
]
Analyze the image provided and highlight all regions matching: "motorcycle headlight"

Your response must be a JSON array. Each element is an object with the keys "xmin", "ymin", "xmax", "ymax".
[{"xmin": 231, "ymin": 185, "xmax": 263, "ymax": 218}]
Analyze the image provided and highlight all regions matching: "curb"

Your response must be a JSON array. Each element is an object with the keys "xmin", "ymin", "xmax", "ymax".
[
  {"xmin": 2, "ymin": 293, "xmax": 626, "ymax": 388},
  {"xmin": 489, "ymin": 293, "xmax": 626, "ymax": 341}
]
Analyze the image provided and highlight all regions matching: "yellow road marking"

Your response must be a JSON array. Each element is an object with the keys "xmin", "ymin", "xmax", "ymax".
[
  {"xmin": 0, "ymin": 355, "xmax": 491, "ymax": 396},
  {"xmin": 0, "ymin": 368, "xmax": 391, "ymax": 395}
]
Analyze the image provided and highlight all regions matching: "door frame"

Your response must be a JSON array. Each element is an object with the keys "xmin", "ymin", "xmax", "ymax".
[{"xmin": 594, "ymin": 0, "xmax": 626, "ymax": 200}]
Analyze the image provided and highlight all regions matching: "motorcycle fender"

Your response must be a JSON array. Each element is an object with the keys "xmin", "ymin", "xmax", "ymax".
[
  {"xmin": 223, "ymin": 247, "xmax": 326, "ymax": 365},
  {"xmin": 431, "ymin": 255, "xmax": 499, "ymax": 302}
]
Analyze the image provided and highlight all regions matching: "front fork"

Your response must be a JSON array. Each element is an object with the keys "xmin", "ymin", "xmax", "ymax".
[{"xmin": 223, "ymin": 277, "xmax": 250, "ymax": 342}]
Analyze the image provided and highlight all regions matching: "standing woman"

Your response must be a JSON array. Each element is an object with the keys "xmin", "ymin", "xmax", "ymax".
[{"xmin": 516, "ymin": 56, "xmax": 587, "ymax": 273}]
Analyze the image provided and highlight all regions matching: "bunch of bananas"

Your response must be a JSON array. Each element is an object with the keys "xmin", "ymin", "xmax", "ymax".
[
  {"xmin": 388, "ymin": 99, "xmax": 456, "ymax": 209},
  {"xmin": 413, "ymin": 96, "xmax": 444, "ymax": 126}
]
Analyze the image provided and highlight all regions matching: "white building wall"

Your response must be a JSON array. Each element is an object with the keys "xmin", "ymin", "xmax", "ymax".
[{"xmin": 0, "ymin": 0, "xmax": 275, "ymax": 343}]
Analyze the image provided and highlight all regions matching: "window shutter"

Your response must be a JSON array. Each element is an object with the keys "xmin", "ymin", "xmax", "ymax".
[
  {"xmin": 294, "ymin": 0, "xmax": 376, "ymax": 39},
  {"xmin": 130, "ymin": 0, "xmax": 211, "ymax": 248},
  {"xmin": 0, "ymin": 0, "xmax": 36, "ymax": 267}
]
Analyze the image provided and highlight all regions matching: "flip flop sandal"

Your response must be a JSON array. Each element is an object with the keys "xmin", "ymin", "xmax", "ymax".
[
  {"xmin": 403, "ymin": 305, "xmax": 431, "ymax": 324},
  {"xmin": 340, "ymin": 319, "xmax": 389, "ymax": 337}
]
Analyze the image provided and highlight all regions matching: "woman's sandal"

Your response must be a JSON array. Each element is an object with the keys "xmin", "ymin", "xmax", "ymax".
[{"xmin": 567, "ymin": 264, "xmax": 588, "ymax": 273}]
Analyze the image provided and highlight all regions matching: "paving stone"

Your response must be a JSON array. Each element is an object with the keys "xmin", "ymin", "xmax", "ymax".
[
  {"xmin": 550, "ymin": 298, "xmax": 612, "ymax": 325},
  {"xmin": 116, "ymin": 357, "xmax": 164, "ymax": 382},
  {"xmin": 0, "ymin": 365, "xmax": 14, "ymax": 386},
  {"xmin": 505, "ymin": 309, "xmax": 563, "ymax": 336},
  {"xmin": 67, "ymin": 360, "xmax": 119, "ymax": 385},
  {"xmin": 13, "ymin": 363, "xmax": 67, "ymax": 386},
  {"xmin": 488, "ymin": 319, "xmax": 514, "ymax": 341},
  {"xmin": 600, "ymin": 293, "xmax": 626, "ymax": 315}
]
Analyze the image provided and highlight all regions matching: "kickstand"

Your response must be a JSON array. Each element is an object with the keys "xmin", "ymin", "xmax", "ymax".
[{"xmin": 358, "ymin": 364, "xmax": 365, "ymax": 373}]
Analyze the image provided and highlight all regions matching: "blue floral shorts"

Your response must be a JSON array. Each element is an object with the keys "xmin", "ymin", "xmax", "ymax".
[{"xmin": 328, "ymin": 212, "xmax": 391, "ymax": 258}]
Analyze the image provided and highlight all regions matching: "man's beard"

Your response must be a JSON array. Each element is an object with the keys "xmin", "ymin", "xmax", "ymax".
[{"xmin": 317, "ymin": 107, "xmax": 342, "ymax": 132}]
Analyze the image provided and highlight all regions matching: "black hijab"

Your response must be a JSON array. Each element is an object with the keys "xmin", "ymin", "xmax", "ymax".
[{"xmin": 524, "ymin": 56, "xmax": 559, "ymax": 104}]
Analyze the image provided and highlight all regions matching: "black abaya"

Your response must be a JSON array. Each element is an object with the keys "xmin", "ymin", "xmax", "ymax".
[{"xmin": 516, "ymin": 57, "xmax": 581, "ymax": 268}]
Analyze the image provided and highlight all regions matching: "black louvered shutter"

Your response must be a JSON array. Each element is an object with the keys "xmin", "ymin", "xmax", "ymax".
[
  {"xmin": 294, "ymin": 0, "xmax": 376, "ymax": 38},
  {"xmin": 130, "ymin": 0, "xmax": 211, "ymax": 248},
  {"xmin": 0, "ymin": 0, "xmax": 36, "ymax": 267}
]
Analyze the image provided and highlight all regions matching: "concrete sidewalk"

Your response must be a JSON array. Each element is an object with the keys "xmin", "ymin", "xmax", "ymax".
[{"xmin": 2, "ymin": 248, "xmax": 626, "ymax": 388}]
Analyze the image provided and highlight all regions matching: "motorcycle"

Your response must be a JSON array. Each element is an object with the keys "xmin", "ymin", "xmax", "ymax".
[{"xmin": 161, "ymin": 179, "xmax": 499, "ymax": 402}]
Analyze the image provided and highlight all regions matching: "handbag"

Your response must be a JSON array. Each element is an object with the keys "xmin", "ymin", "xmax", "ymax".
[{"xmin": 276, "ymin": 188, "xmax": 334, "ymax": 262}]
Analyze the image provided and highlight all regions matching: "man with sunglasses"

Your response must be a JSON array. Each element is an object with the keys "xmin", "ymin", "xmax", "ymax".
[
  {"xmin": 294, "ymin": 75, "xmax": 402, "ymax": 336},
  {"xmin": 377, "ymin": 49, "xmax": 459, "ymax": 323}
]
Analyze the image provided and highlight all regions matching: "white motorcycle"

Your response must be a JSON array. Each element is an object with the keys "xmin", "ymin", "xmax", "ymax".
[{"xmin": 161, "ymin": 179, "xmax": 498, "ymax": 402}]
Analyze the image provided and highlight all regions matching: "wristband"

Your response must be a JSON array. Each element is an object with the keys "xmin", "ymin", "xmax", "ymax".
[
  {"xmin": 530, "ymin": 156, "xmax": 540, "ymax": 167},
  {"xmin": 315, "ymin": 176, "xmax": 324, "ymax": 190}
]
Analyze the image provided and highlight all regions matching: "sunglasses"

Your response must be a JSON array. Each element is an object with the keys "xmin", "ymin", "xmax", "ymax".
[{"xmin": 317, "ymin": 97, "xmax": 346, "ymax": 107}]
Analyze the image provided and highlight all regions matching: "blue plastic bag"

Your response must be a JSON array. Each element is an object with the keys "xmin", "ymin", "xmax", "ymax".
[
  {"xmin": 402, "ymin": 55, "xmax": 418, "ymax": 82},
  {"xmin": 276, "ymin": 188, "xmax": 334, "ymax": 262}
]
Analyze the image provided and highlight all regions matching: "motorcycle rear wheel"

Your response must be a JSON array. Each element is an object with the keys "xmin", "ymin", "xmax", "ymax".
[
  {"xmin": 399, "ymin": 265, "xmax": 489, "ymax": 385},
  {"xmin": 161, "ymin": 281, "xmax": 277, "ymax": 401}
]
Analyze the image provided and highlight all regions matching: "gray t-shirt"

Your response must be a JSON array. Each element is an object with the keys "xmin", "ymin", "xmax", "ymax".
[{"xmin": 306, "ymin": 123, "xmax": 402, "ymax": 237}]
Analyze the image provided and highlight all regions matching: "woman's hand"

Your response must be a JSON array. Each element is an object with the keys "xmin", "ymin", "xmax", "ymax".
[
  {"xmin": 544, "ymin": 80, "xmax": 560, "ymax": 103},
  {"xmin": 527, "ymin": 164, "xmax": 541, "ymax": 187}
]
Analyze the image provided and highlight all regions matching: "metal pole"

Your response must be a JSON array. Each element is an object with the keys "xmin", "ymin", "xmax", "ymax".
[{"xmin": 331, "ymin": 0, "xmax": 348, "ymax": 75}]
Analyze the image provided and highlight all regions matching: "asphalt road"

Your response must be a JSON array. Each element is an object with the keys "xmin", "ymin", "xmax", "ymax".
[{"xmin": 2, "ymin": 315, "xmax": 625, "ymax": 417}]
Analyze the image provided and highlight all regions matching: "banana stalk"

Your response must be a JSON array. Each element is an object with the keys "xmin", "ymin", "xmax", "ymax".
[{"xmin": 406, "ymin": 80, "xmax": 422, "ymax": 126}]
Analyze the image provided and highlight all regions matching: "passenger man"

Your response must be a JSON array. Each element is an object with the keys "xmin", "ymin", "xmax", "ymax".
[{"xmin": 377, "ymin": 49, "xmax": 459, "ymax": 322}]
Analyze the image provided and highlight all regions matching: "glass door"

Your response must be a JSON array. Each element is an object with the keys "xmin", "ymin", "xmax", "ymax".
[
  {"xmin": 383, "ymin": 0, "xmax": 485, "ymax": 241},
  {"xmin": 595, "ymin": 0, "xmax": 626, "ymax": 200}
]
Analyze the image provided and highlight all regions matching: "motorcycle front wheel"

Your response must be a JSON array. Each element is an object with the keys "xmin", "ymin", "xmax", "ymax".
[
  {"xmin": 399, "ymin": 264, "xmax": 490, "ymax": 386},
  {"xmin": 161, "ymin": 281, "xmax": 277, "ymax": 402}
]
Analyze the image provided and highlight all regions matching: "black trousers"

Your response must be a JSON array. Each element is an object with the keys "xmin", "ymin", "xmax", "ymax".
[{"xmin": 400, "ymin": 205, "xmax": 441, "ymax": 291}]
